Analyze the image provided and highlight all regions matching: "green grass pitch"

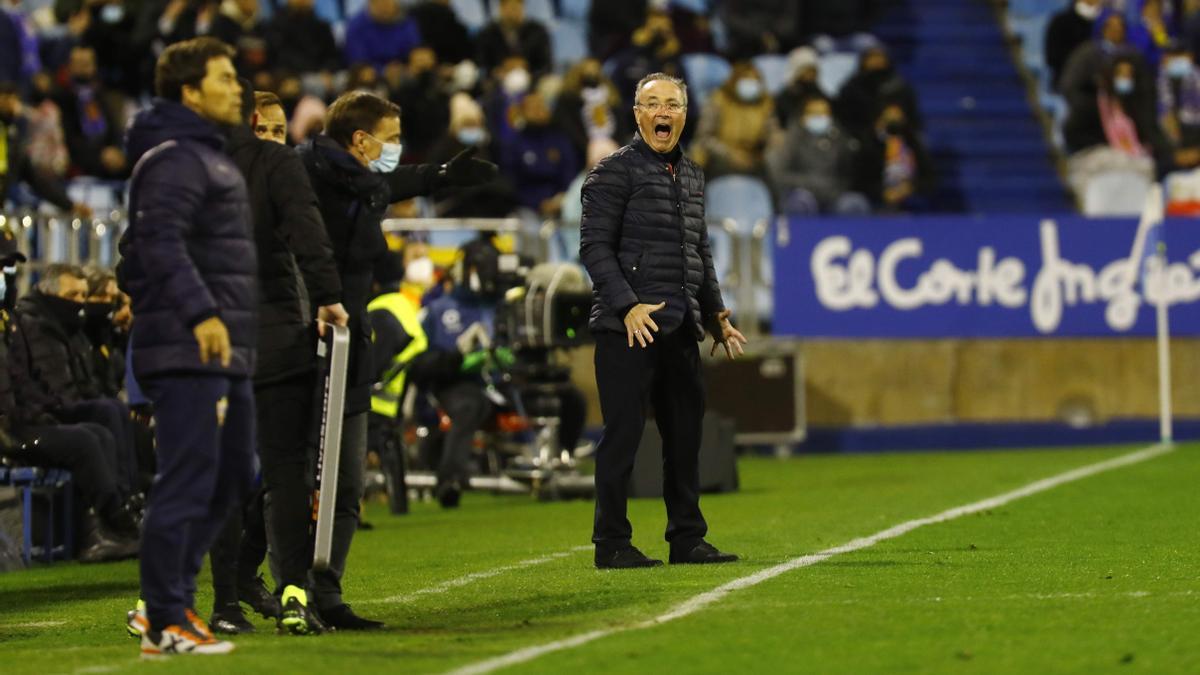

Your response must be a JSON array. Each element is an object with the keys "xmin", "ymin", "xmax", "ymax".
[{"xmin": 1, "ymin": 442, "xmax": 1197, "ymax": 674}]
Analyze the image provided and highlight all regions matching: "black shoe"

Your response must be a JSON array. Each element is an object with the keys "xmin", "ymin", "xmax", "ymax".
[
  {"xmin": 209, "ymin": 603, "xmax": 256, "ymax": 634},
  {"xmin": 319, "ymin": 604, "xmax": 384, "ymax": 631},
  {"xmin": 594, "ymin": 545, "xmax": 664, "ymax": 569},
  {"xmin": 436, "ymin": 482, "xmax": 462, "ymax": 509},
  {"xmin": 277, "ymin": 585, "xmax": 328, "ymax": 636},
  {"xmin": 79, "ymin": 509, "xmax": 139, "ymax": 563},
  {"xmin": 238, "ymin": 574, "xmax": 282, "ymax": 620},
  {"xmin": 99, "ymin": 504, "xmax": 140, "ymax": 540},
  {"xmin": 669, "ymin": 540, "xmax": 739, "ymax": 565}
]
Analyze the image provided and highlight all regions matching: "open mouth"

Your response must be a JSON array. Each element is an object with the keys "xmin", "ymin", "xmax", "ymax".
[{"xmin": 654, "ymin": 123, "xmax": 672, "ymax": 140}]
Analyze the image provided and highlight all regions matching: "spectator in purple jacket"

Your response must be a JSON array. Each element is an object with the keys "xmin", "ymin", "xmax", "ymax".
[{"xmin": 344, "ymin": 0, "xmax": 423, "ymax": 73}]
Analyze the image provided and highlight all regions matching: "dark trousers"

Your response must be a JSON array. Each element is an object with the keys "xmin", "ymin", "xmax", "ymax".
[
  {"xmin": 257, "ymin": 373, "xmax": 318, "ymax": 592},
  {"xmin": 27, "ymin": 422, "xmax": 123, "ymax": 519},
  {"xmin": 591, "ymin": 328, "xmax": 708, "ymax": 551},
  {"xmin": 309, "ymin": 412, "xmax": 367, "ymax": 611},
  {"xmin": 59, "ymin": 398, "xmax": 139, "ymax": 496},
  {"xmin": 209, "ymin": 486, "xmax": 269, "ymax": 608},
  {"xmin": 139, "ymin": 375, "xmax": 255, "ymax": 631},
  {"xmin": 433, "ymin": 380, "xmax": 492, "ymax": 487}
]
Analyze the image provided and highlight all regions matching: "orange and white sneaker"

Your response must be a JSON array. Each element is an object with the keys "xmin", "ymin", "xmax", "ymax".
[
  {"xmin": 140, "ymin": 624, "xmax": 235, "ymax": 658},
  {"xmin": 126, "ymin": 599, "xmax": 148, "ymax": 638},
  {"xmin": 185, "ymin": 608, "xmax": 215, "ymax": 641}
]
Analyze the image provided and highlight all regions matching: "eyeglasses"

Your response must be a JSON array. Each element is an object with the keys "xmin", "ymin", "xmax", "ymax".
[{"xmin": 637, "ymin": 102, "xmax": 686, "ymax": 114}]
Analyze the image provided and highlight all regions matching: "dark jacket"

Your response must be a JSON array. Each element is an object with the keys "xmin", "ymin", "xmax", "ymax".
[
  {"xmin": 476, "ymin": 20, "xmax": 552, "ymax": 76},
  {"xmin": 1, "ymin": 115, "xmax": 73, "ymax": 211},
  {"xmin": 263, "ymin": 8, "xmax": 343, "ymax": 74},
  {"xmin": 579, "ymin": 133, "xmax": 725, "ymax": 340},
  {"xmin": 297, "ymin": 135, "xmax": 440, "ymax": 415},
  {"xmin": 7, "ymin": 292, "xmax": 99, "ymax": 427},
  {"xmin": 1046, "ymin": 2, "xmax": 1097, "ymax": 90},
  {"xmin": 226, "ymin": 126, "xmax": 341, "ymax": 385},
  {"xmin": 53, "ymin": 81, "xmax": 125, "ymax": 178},
  {"xmin": 410, "ymin": 0, "xmax": 474, "ymax": 64},
  {"xmin": 119, "ymin": 100, "xmax": 258, "ymax": 379}
]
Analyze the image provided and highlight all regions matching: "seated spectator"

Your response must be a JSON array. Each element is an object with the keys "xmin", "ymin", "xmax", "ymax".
[
  {"xmin": 476, "ymin": 0, "xmax": 552, "ymax": 78},
  {"xmin": 768, "ymin": 97, "xmax": 869, "ymax": 216},
  {"xmin": 393, "ymin": 46, "xmax": 450, "ymax": 164},
  {"xmin": 345, "ymin": 0, "xmax": 423, "ymax": 74},
  {"xmin": 1045, "ymin": 0, "xmax": 1103, "ymax": 90},
  {"xmin": 0, "ymin": 82, "xmax": 91, "ymax": 217},
  {"xmin": 775, "ymin": 46, "xmax": 827, "ymax": 128},
  {"xmin": 8, "ymin": 263, "xmax": 143, "ymax": 515},
  {"xmin": 481, "ymin": 55, "xmax": 533, "ymax": 152},
  {"xmin": 427, "ymin": 94, "xmax": 516, "ymax": 217},
  {"xmin": 608, "ymin": 8, "xmax": 684, "ymax": 110},
  {"xmin": 692, "ymin": 62, "xmax": 778, "ymax": 180},
  {"xmin": 855, "ymin": 102, "xmax": 935, "ymax": 213},
  {"xmin": 0, "ymin": 250, "xmax": 138, "ymax": 563},
  {"xmin": 1159, "ymin": 41, "xmax": 1200, "ymax": 146},
  {"xmin": 1059, "ymin": 11, "xmax": 1151, "ymax": 104},
  {"xmin": 62, "ymin": 0, "xmax": 141, "ymax": 95},
  {"xmin": 410, "ymin": 0, "xmax": 474, "ymax": 65},
  {"xmin": 587, "ymin": 0, "xmax": 647, "ymax": 61},
  {"xmin": 718, "ymin": 0, "xmax": 802, "ymax": 58},
  {"xmin": 499, "ymin": 91, "xmax": 580, "ymax": 217},
  {"xmin": 835, "ymin": 44, "xmax": 922, "ymax": 141},
  {"xmin": 53, "ymin": 45, "xmax": 128, "ymax": 179},
  {"xmin": 82, "ymin": 265, "xmax": 128, "ymax": 398},
  {"xmin": 263, "ymin": 0, "xmax": 342, "ymax": 79},
  {"xmin": 553, "ymin": 58, "xmax": 628, "ymax": 161}
]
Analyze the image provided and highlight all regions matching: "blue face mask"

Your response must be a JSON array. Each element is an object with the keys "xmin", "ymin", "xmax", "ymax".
[
  {"xmin": 804, "ymin": 114, "xmax": 832, "ymax": 135},
  {"xmin": 365, "ymin": 133, "xmax": 402, "ymax": 174},
  {"xmin": 457, "ymin": 127, "xmax": 487, "ymax": 146},
  {"xmin": 1114, "ymin": 76, "xmax": 1134, "ymax": 95},
  {"xmin": 1168, "ymin": 58, "xmax": 1192, "ymax": 79}
]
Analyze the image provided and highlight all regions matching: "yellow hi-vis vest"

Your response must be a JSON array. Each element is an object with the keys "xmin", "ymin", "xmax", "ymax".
[{"xmin": 368, "ymin": 292, "xmax": 427, "ymax": 418}]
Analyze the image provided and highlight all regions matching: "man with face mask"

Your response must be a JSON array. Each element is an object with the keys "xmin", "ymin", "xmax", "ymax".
[
  {"xmin": 855, "ymin": 102, "xmax": 936, "ymax": 213},
  {"xmin": 476, "ymin": 0, "xmax": 552, "ymax": 78},
  {"xmin": 427, "ymin": 93, "xmax": 517, "ymax": 217},
  {"xmin": 835, "ymin": 45, "xmax": 922, "ymax": 142},
  {"xmin": 768, "ymin": 96, "xmax": 869, "ymax": 215},
  {"xmin": 296, "ymin": 89, "xmax": 497, "ymax": 630},
  {"xmin": 692, "ymin": 63, "xmax": 777, "ymax": 180},
  {"xmin": 1157, "ymin": 41, "xmax": 1200, "ymax": 147},
  {"xmin": 1046, "ymin": 0, "xmax": 1103, "ymax": 90}
]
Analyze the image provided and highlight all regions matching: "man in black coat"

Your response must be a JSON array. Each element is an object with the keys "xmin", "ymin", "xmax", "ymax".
[
  {"xmin": 1045, "ymin": 0, "xmax": 1102, "ymax": 90},
  {"xmin": 475, "ymin": 0, "xmax": 552, "ymax": 77},
  {"xmin": 580, "ymin": 72, "xmax": 747, "ymax": 570},
  {"xmin": 119, "ymin": 37, "xmax": 256, "ymax": 656},
  {"xmin": 296, "ymin": 90, "xmax": 496, "ymax": 629}
]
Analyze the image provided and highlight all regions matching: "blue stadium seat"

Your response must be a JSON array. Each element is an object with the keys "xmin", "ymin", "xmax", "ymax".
[
  {"xmin": 559, "ymin": 0, "xmax": 591, "ymax": 21},
  {"xmin": 751, "ymin": 54, "xmax": 790, "ymax": 96},
  {"xmin": 705, "ymin": 175, "xmax": 775, "ymax": 322},
  {"xmin": 818, "ymin": 52, "xmax": 858, "ymax": 96},
  {"xmin": 489, "ymin": 0, "xmax": 556, "ymax": 24},
  {"xmin": 670, "ymin": 0, "xmax": 712, "ymax": 12},
  {"xmin": 452, "ymin": 0, "xmax": 489, "ymax": 35},
  {"xmin": 553, "ymin": 20, "xmax": 589, "ymax": 72},
  {"xmin": 682, "ymin": 53, "xmax": 732, "ymax": 109}
]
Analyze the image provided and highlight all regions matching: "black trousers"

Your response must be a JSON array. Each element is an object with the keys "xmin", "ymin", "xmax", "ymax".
[
  {"xmin": 59, "ymin": 398, "xmax": 139, "ymax": 497},
  {"xmin": 256, "ymin": 373, "xmax": 318, "ymax": 592},
  {"xmin": 208, "ymin": 486, "xmax": 269, "ymax": 608},
  {"xmin": 433, "ymin": 380, "xmax": 493, "ymax": 487},
  {"xmin": 27, "ymin": 422, "xmax": 123, "ymax": 519},
  {"xmin": 309, "ymin": 412, "xmax": 367, "ymax": 611},
  {"xmin": 591, "ymin": 328, "xmax": 708, "ymax": 551}
]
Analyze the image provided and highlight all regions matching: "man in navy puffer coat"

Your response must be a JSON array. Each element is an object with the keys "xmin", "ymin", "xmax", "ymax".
[{"xmin": 119, "ymin": 37, "xmax": 256, "ymax": 656}]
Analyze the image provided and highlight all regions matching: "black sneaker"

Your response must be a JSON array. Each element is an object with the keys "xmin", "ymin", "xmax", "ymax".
[
  {"xmin": 436, "ymin": 482, "xmax": 462, "ymax": 509},
  {"xmin": 319, "ymin": 604, "xmax": 384, "ymax": 631},
  {"xmin": 209, "ymin": 603, "xmax": 256, "ymax": 635},
  {"xmin": 594, "ymin": 545, "xmax": 664, "ymax": 569},
  {"xmin": 238, "ymin": 574, "xmax": 282, "ymax": 620},
  {"xmin": 277, "ymin": 585, "xmax": 327, "ymax": 636},
  {"xmin": 669, "ymin": 540, "xmax": 739, "ymax": 565}
]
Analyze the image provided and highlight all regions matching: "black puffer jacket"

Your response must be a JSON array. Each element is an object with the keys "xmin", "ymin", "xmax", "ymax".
[
  {"xmin": 579, "ymin": 133, "xmax": 725, "ymax": 339},
  {"xmin": 226, "ymin": 126, "xmax": 342, "ymax": 385},
  {"xmin": 297, "ymin": 135, "xmax": 441, "ymax": 416},
  {"xmin": 7, "ymin": 293, "xmax": 99, "ymax": 427},
  {"xmin": 120, "ymin": 100, "xmax": 258, "ymax": 379}
]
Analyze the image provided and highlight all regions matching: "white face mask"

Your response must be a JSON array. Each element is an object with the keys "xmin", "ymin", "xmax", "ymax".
[
  {"xmin": 468, "ymin": 269, "xmax": 482, "ymax": 293},
  {"xmin": 735, "ymin": 77, "xmax": 763, "ymax": 102},
  {"xmin": 453, "ymin": 60, "xmax": 479, "ymax": 91},
  {"xmin": 1076, "ymin": 2, "xmax": 1100, "ymax": 20},
  {"xmin": 365, "ymin": 133, "xmax": 402, "ymax": 173},
  {"xmin": 405, "ymin": 256, "xmax": 434, "ymax": 287},
  {"xmin": 502, "ymin": 68, "xmax": 531, "ymax": 96}
]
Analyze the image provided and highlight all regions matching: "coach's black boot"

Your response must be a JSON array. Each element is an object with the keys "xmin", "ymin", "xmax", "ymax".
[
  {"xmin": 320, "ymin": 604, "xmax": 384, "ymax": 631},
  {"xmin": 669, "ymin": 540, "xmax": 739, "ymax": 565},
  {"xmin": 238, "ymin": 574, "xmax": 282, "ymax": 620},
  {"xmin": 210, "ymin": 601, "xmax": 256, "ymax": 634},
  {"xmin": 79, "ymin": 509, "xmax": 139, "ymax": 563},
  {"xmin": 595, "ymin": 545, "xmax": 663, "ymax": 569}
]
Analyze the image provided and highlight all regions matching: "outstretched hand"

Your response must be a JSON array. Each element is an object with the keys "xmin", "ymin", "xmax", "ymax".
[
  {"xmin": 441, "ymin": 147, "xmax": 499, "ymax": 186},
  {"xmin": 624, "ymin": 301, "xmax": 665, "ymax": 348},
  {"xmin": 708, "ymin": 309, "xmax": 747, "ymax": 360}
]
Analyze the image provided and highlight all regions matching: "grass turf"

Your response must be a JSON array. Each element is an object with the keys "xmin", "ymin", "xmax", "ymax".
[{"xmin": 0, "ymin": 442, "xmax": 1196, "ymax": 674}]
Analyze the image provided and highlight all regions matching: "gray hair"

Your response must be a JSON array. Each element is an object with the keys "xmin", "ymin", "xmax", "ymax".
[
  {"xmin": 634, "ymin": 72, "xmax": 688, "ymax": 108},
  {"xmin": 35, "ymin": 263, "xmax": 85, "ymax": 294}
]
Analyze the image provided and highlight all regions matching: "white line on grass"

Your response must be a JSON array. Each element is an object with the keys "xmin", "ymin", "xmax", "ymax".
[
  {"xmin": 363, "ymin": 546, "xmax": 593, "ymax": 605},
  {"xmin": 2, "ymin": 620, "xmax": 67, "ymax": 629},
  {"xmin": 449, "ymin": 443, "xmax": 1175, "ymax": 675}
]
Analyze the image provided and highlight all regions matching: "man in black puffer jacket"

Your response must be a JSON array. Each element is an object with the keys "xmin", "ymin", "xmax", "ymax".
[
  {"xmin": 294, "ymin": 90, "xmax": 497, "ymax": 631},
  {"xmin": 580, "ymin": 72, "xmax": 747, "ymax": 570},
  {"xmin": 119, "ymin": 38, "xmax": 256, "ymax": 656}
]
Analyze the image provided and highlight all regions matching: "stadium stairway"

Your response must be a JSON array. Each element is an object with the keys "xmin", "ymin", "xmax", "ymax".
[{"xmin": 871, "ymin": 0, "xmax": 1075, "ymax": 214}]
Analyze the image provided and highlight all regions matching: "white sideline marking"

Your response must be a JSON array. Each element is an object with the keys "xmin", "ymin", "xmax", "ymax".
[
  {"xmin": 449, "ymin": 443, "xmax": 1175, "ymax": 675},
  {"xmin": 364, "ymin": 546, "xmax": 592, "ymax": 605},
  {"xmin": 3, "ymin": 620, "xmax": 67, "ymax": 629}
]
